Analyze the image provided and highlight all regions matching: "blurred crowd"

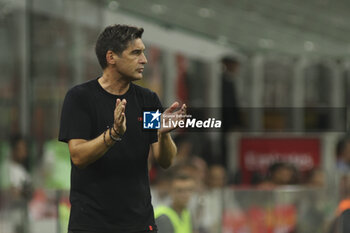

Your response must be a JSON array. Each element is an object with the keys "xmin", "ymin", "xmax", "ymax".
[
  {"xmin": 5, "ymin": 132, "xmax": 345, "ymax": 195},
  {"xmin": 2, "ymin": 133, "xmax": 350, "ymax": 232},
  {"xmin": 147, "ymin": 133, "xmax": 350, "ymax": 233}
]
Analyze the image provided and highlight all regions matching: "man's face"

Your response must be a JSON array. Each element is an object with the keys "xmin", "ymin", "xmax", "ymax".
[
  {"xmin": 272, "ymin": 167, "xmax": 294, "ymax": 185},
  {"xmin": 171, "ymin": 179, "xmax": 195, "ymax": 209},
  {"xmin": 113, "ymin": 38, "xmax": 147, "ymax": 80},
  {"xmin": 13, "ymin": 140, "xmax": 27, "ymax": 163},
  {"xmin": 207, "ymin": 166, "xmax": 226, "ymax": 189}
]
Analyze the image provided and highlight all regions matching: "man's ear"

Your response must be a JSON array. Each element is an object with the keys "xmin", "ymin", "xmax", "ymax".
[{"xmin": 106, "ymin": 50, "xmax": 117, "ymax": 65}]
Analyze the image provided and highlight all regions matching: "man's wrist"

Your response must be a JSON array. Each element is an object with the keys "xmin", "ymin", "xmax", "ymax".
[
  {"xmin": 103, "ymin": 129, "xmax": 114, "ymax": 147},
  {"xmin": 109, "ymin": 128, "xmax": 121, "ymax": 141},
  {"xmin": 111, "ymin": 125, "xmax": 123, "ymax": 138}
]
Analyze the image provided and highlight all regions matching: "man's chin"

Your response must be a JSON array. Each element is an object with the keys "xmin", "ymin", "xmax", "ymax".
[{"xmin": 129, "ymin": 74, "xmax": 143, "ymax": 81}]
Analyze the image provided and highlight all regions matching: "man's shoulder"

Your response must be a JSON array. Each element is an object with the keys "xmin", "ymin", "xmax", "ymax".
[
  {"xmin": 66, "ymin": 79, "xmax": 97, "ymax": 98},
  {"xmin": 132, "ymin": 82, "xmax": 157, "ymax": 97},
  {"xmin": 131, "ymin": 83, "xmax": 162, "ymax": 108}
]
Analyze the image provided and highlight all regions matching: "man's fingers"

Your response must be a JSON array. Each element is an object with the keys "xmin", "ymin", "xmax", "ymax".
[
  {"xmin": 164, "ymin": 101, "xmax": 180, "ymax": 114},
  {"xmin": 116, "ymin": 103, "xmax": 125, "ymax": 121},
  {"xmin": 115, "ymin": 112, "xmax": 125, "ymax": 126},
  {"xmin": 115, "ymin": 99, "xmax": 121, "ymax": 116},
  {"xmin": 113, "ymin": 99, "xmax": 127, "ymax": 136},
  {"xmin": 180, "ymin": 104, "xmax": 187, "ymax": 114},
  {"xmin": 169, "ymin": 102, "xmax": 179, "ymax": 111},
  {"xmin": 118, "ymin": 108, "xmax": 125, "ymax": 121},
  {"xmin": 115, "ymin": 99, "xmax": 127, "ymax": 115},
  {"xmin": 116, "ymin": 98, "xmax": 127, "ymax": 108},
  {"xmin": 172, "ymin": 104, "xmax": 186, "ymax": 115}
]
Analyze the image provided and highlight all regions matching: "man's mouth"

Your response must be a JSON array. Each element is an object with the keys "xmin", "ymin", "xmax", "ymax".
[{"xmin": 137, "ymin": 68, "xmax": 144, "ymax": 73}]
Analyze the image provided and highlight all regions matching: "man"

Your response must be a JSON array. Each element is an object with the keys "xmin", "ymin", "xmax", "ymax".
[
  {"xmin": 328, "ymin": 174, "xmax": 350, "ymax": 233},
  {"xmin": 206, "ymin": 164, "xmax": 226, "ymax": 189},
  {"xmin": 220, "ymin": 56, "xmax": 241, "ymax": 168},
  {"xmin": 336, "ymin": 135, "xmax": 350, "ymax": 172},
  {"xmin": 154, "ymin": 174, "xmax": 195, "ymax": 233},
  {"xmin": 9, "ymin": 135, "xmax": 31, "ymax": 198},
  {"xmin": 59, "ymin": 24, "xmax": 186, "ymax": 233},
  {"xmin": 258, "ymin": 162, "xmax": 298, "ymax": 188},
  {"xmin": 195, "ymin": 165, "xmax": 227, "ymax": 233},
  {"xmin": 221, "ymin": 56, "xmax": 241, "ymax": 131}
]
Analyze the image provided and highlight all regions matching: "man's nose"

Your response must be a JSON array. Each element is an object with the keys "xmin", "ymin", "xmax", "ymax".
[{"xmin": 140, "ymin": 53, "xmax": 148, "ymax": 64}]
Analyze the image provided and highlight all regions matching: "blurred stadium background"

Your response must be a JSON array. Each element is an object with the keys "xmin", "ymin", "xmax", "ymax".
[{"xmin": 1, "ymin": 0, "xmax": 350, "ymax": 232}]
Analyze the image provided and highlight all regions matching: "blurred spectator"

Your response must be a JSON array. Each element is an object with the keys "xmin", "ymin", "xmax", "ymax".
[
  {"xmin": 258, "ymin": 162, "xmax": 298, "ymax": 188},
  {"xmin": 220, "ymin": 56, "xmax": 241, "ymax": 167},
  {"xmin": 191, "ymin": 157, "xmax": 208, "ymax": 190},
  {"xmin": 221, "ymin": 56, "xmax": 241, "ymax": 131},
  {"xmin": 39, "ymin": 139, "xmax": 70, "ymax": 189},
  {"xmin": 296, "ymin": 168, "xmax": 327, "ymax": 232},
  {"xmin": 229, "ymin": 169, "xmax": 262, "ymax": 186},
  {"xmin": 155, "ymin": 174, "xmax": 195, "ymax": 233},
  {"xmin": 0, "ymin": 140, "xmax": 11, "ymax": 189},
  {"xmin": 9, "ymin": 135, "xmax": 32, "ymax": 198},
  {"xmin": 336, "ymin": 136, "xmax": 350, "ymax": 172},
  {"xmin": 173, "ymin": 135, "xmax": 195, "ymax": 165},
  {"xmin": 149, "ymin": 135, "xmax": 197, "ymax": 185},
  {"xmin": 328, "ymin": 175, "xmax": 350, "ymax": 233},
  {"xmin": 176, "ymin": 162, "xmax": 207, "ymax": 192},
  {"xmin": 305, "ymin": 168, "xmax": 325, "ymax": 187},
  {"xmin": 170, "ymin": 135, "xmax": 208, "ymax": 192},
  {"xmin": 206, "ymin": 164, "xmax": 227, "ymax": 189},
  {"xmin": 194, "ymin": 165, "xmax": 227, "ymax": 233},
  {"xmin": 151, "ymin": 169, "xmax": 172, "ymax": 208}
]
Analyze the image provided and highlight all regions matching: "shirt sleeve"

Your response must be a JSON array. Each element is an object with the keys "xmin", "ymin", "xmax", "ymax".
[
  {"xmin": 155, "ymin": 214, "xmax": 174, "ymax": 233},
  {"xmin": 149, "ymin": 92, "xmax": 163, "ymax": 144},
  {"xmin": 58, "ymin": 87, "xmax": 92, "ymax": 143}
]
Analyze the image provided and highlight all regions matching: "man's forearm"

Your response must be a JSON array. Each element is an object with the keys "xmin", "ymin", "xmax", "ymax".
[
  {"xmin": 68, "ymin": 129, "xmax": 118, "ymax": 169},
  {"xmin": 157, "ymin": 132, "xmax": 177, "ymax": 169}
]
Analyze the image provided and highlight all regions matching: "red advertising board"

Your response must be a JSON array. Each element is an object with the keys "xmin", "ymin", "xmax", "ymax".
[
  {"xmin": 240, "ymin": 137, "xmax": 320, "ymax": 184},
  {"xmin": 223, "ymin": 204, "xmax": 297, "ymax": 233}
]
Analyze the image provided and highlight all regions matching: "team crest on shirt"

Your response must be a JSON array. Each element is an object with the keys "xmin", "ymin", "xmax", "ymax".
[{"xmin": 143, "ymin": 110, "xmax": 161, "ymax": 129}]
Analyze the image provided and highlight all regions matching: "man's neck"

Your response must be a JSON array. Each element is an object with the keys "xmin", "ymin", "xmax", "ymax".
[{"xmin": 98, "ymin": 70, "xmax": 130, "ymax": 96}]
